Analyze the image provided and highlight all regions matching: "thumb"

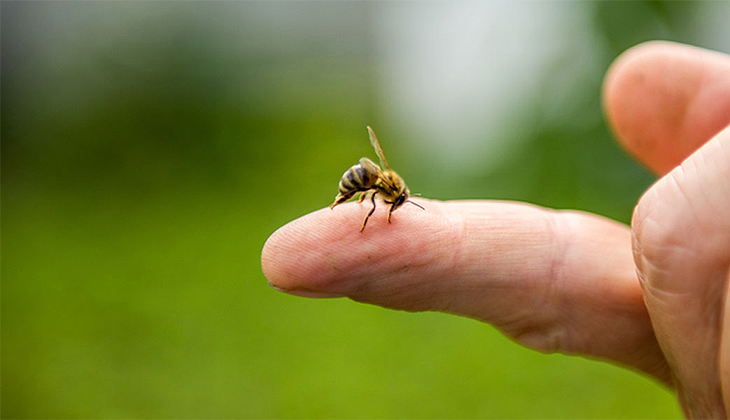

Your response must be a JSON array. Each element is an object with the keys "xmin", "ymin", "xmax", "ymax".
[{"xmin": 632, "ymin": 125, "xmax": 730, "ymax": 417}]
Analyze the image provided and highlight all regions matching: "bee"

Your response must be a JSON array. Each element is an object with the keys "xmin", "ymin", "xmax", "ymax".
[{"xmin": 330, "ymin": 126, "xmax": 424, "ymax": 232}]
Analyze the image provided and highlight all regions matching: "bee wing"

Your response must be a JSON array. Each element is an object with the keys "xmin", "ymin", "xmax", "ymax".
[
  {"xmin": 367, "ymin": 126, "xmax": 389, "ymax": 171},
  {"xmin": 361, "ymin": 157, "xmax": 397, "ymax": 191},
  {"xmin": 358, "ymin": 157, "xmax": 381, "ymax": 173},
  {"xmin": 359, "ymin": 157, "xmax": 394, "ymax": 189}
]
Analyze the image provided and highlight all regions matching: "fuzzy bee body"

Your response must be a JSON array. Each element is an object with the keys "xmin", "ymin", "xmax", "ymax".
[
  {"xmin": 330, "ymin": 126, "xmax": 423, "ymax": 232},
  {"xmin": 334, "ymin": 158, "xmax": 381, "ymax": 203}
]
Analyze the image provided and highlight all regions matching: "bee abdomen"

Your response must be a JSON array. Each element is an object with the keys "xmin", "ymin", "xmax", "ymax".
[{"xmin": 338, "ymin": 163, "xmax": 377, "ymax": 193}]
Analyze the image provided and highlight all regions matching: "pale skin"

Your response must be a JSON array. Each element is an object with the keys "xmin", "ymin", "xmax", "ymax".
[{"xmin": 261, "ymin": 41, "xmax": 730, "ymax": 418}]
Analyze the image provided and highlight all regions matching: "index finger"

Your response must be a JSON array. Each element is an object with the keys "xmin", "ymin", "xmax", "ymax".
[{"xmin": 261, "ymin": 199, "xmax": 670, "ymax": 382}]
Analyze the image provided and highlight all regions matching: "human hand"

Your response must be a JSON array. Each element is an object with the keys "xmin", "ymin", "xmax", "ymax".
[
  {"xmin": 261, "ymin": 41, "xmax": 730, "ymax": 418},
  {"xmin": 605, "ymin": 41, "xmax": 730, "ymax": 418}
]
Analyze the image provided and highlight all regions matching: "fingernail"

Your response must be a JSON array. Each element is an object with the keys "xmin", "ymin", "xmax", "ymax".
[{"xmin": 268, "ymin": 282, "xmax": 345, "ymax": 298}]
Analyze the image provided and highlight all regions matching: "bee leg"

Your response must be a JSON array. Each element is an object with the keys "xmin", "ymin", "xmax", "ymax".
[
  {"xmin": 360, "ymin": 192, "xmax": 377, "ymax": 232},
  {"xmin": 357, "ymin": 191, "xmax": 369, "ymax": 203},
  {"xmin": 387, "ymin": 202, "xmax": 397, "ymax": 224}
]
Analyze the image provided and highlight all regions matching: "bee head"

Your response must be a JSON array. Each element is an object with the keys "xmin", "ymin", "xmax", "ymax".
[{"xmin": 394, "ymin": 192, "xmax": 408, "ymax": 209}]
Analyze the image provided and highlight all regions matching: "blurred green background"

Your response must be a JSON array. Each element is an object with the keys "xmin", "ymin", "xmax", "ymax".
[{"xmin": 3, "ymin": 1, "xmax": 729, "ymax": 418}]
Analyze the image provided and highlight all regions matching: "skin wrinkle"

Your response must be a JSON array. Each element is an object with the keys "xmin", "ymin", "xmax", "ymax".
[
  {"xmin": 443, "ymin": 203, "xmax": 524, "ymax": 318},
  {"xmin": 639, "ymin": 271, "xmax": 688, "ymax": 309},
  {"xmin": 646, "ymin": 243, "xmax": 699, "ymax": 276},
  {"xmin": 635, "ymin": 202, "xmax": 704, "ymax": 287},
  {"xmin": 545, "ymin": 210, "xmax": 568, "ymax": 297},
  {"xmin": 666, "ymin": 168, "xmax": 704, "ymax": 232},
  {"xmin": 483, "ymin": 209, "xmax": 584, "ymax": 355},
  {"xmin": 438, "ymin": 208, "xmax": 469, "ymax": 315},
  {"xmin": 448, "ymin": 207, "xmax": 467, "ymax": 286},
  {"xmin": 540, "ymin": 210, "xmax": 569, "ymax": 352},
  {"xmin": 632, "ymin": 190, "xmax": 663, "ymax": 259},
  {"xmin": 633, "ymin": 214, "xmax": 667, "ymax": 271},
  {"xmin": 632, "ymin": 217, "xmax": 698, "ymax": 391},
  {"xmin": 647, "ymin": 280, "xmax": 721, "ymax": 393},
  {"xmin": 688, "ymin": 149, "xmax": 723, "ymax": 220},
  {"xmin": 460, "ymin": 204, "xmax": 564, "ymax": 335},
  {"xmin": 698, "ymin": 136, "xmax": 730, "ymax": 221}
]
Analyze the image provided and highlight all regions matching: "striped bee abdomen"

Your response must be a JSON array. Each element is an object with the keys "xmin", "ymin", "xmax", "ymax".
[
  {"xmin": 330, "ymin": 159, "xmax": 381, "ymax": 209},
  {"xmin": 338, "ymin": 163, "xmax": 377, "ymax": 194}
]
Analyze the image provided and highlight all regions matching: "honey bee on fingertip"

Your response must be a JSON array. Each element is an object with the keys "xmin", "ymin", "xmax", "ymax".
[{"xmin": 330, "ymin": 126, "xmax": 424, "ymax": 232}]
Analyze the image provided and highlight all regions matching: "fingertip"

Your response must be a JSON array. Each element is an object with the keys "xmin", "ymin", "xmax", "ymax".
[
  {"xmin": 260, "ymin": 206, "xmax": 341, "ymax": 292},
  {"xmin": 260, "ymin": 199, "xmax": 440, "ymax": 296},
  {"xmin": 603, "ymin": 41, "xmax": 694, "ymax": 174},
  {"xmin": 603, "ymin": 41, "xmax": 730, "ymax": 175},
  {"xmin": 260, "ymin": 220, "xmax": 287, "ymax": 288},
  {"xmin": 603, "ymin": 41, "xmax": 666, "ymax": 125}
]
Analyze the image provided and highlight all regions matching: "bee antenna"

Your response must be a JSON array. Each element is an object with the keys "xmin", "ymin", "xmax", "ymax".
[{"xmin": 407, "ymin": 200, "xmax": 425, "ymax": 210}]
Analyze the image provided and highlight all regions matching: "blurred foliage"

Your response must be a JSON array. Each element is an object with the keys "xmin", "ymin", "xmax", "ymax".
[{"xmin": 3, "ymin": 0, "xmax": 725, "ymax": 418}]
